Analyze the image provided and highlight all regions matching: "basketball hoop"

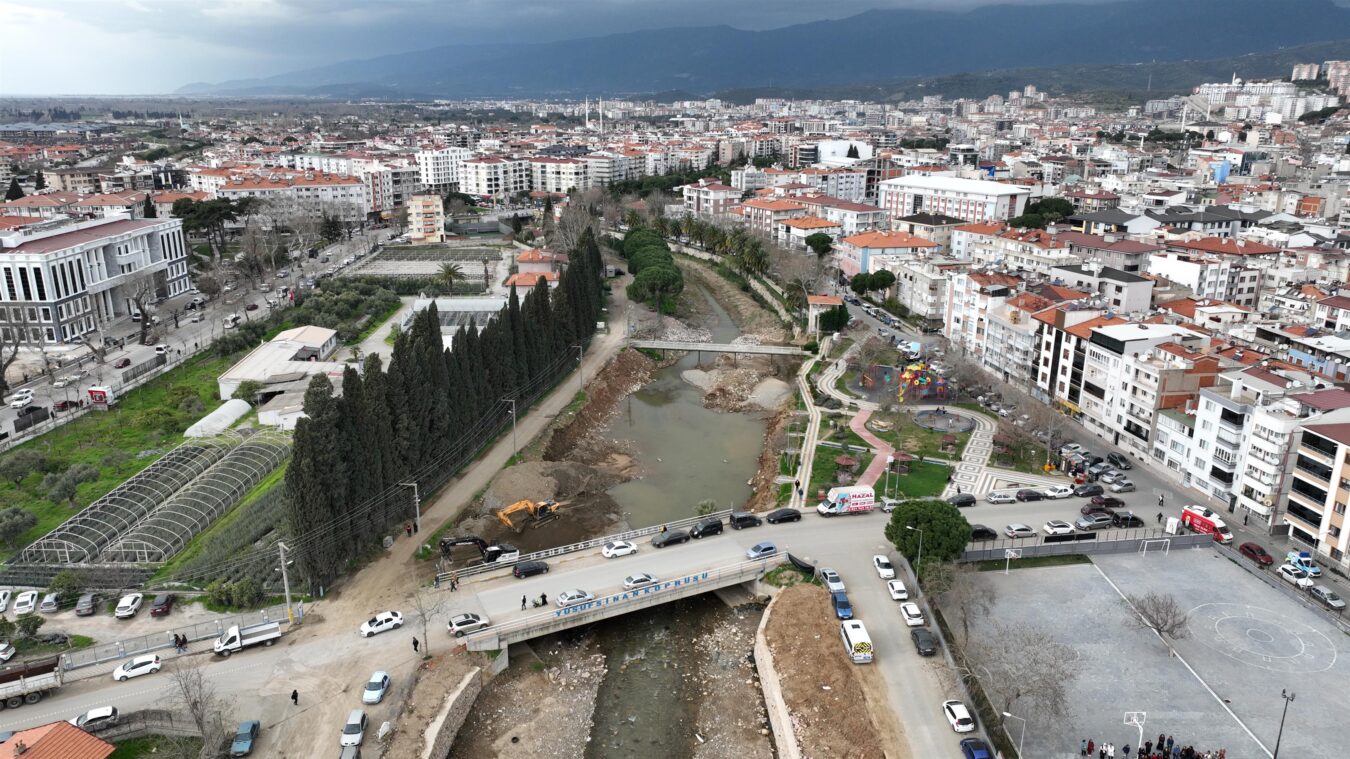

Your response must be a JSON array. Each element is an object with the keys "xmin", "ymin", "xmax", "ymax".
[
  {"xmin": 1124, "ymin": 711, "xmax": 1147, "ymax": 747},
  {"xmin": 1003, "ymin": 548, "xmax": 1021, "ymax": 575}
]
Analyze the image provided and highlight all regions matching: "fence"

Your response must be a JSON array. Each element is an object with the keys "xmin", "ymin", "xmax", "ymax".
[
  {"xmin": 437, "ymin": 509, "xmax": 734, "ymax": 583},
  {"xmin": 1213, "ymin": 542, "xmax": 1350, "ymax": 634},
  {"xmin": 94, "ymin": 709, "xmax": 204, "ymax": 743},
  {"xmin": 120, "ymin": 353, "xmax": 168, "ymax": 383},
  {"xmin": 60, "ymin": 602, "xmax": 293, "ymax": 672},
  {"xmin": 961, "ymin": 529, "xmax": 1214, "ymax": 561},
  {"xmin": 11, "ymin": 406, "xmax": 50, "ymax": 434}
]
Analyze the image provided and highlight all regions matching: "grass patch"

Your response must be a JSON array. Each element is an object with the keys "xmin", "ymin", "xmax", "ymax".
[
  {"xmin": 561, "ymin": 391, "xmax": 587, "ymax": 415},
  {"xmin": 833, "ymin": 369, "xmax": 858, "ymax": 398},
  {"xmin": 989, "ymin": 440, "xmax": 1050, "ymax": 475},
  {"xmin": 829, "ymin": 337, "xmax": 854, "ymax": 360},
  {"xmin": 955, "ymin": 402, "xmax": 998, "ymax": 420},
  {"xmin": 879, "ymin": 460, "xmax": 951, "ymax": 499},
  {"xmin": 807, "ymin": 444, "xmax": 874, "ymax": 497},
  {"xmin": 866, "ymin": 411, "xmax": 969, "ymax": 462},
  {"xmin": 820, "ymin": 423, "xmax": 868, "ymax": 449},
  {"xmin": 0, "ymin": 353, "xmax": 235, "ymax": 560},
  {"xmin": 348, "ymin": 299, "xmax": 403, "ymax": 345},
  {"xmin": 14, "ymin": 633, "xmax": 94, "ymax": 657},
  {"xmin": 635, "ymin": 347, "xmax": 663, "ymax": 361},
  {"xmin": 384, "ymin": 323, "xmax": 402, "ymax": 346},
  {"xmin": 972, "ymin": 554, "xmax": 1092, "ymax": 571},
  {"xmin": 764, "ymin": 564, "xmax": 821, "ymax": 588},
  {"xmin": 111, "ymin": 736, "xmax": 204, "ymax": 759}
]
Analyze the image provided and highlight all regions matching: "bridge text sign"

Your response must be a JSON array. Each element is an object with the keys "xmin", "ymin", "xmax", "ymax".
[{"xmin": 552, "ymin": 570, "xmax": 712, "ymax": 617}]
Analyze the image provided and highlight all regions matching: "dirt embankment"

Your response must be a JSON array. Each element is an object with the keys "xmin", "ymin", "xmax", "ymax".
[
  {"xmin": 381, "ymin": 650, "xmax": 479, "ymax": 759},
  {"xmin": 543, "ymin": 348, "xmax": 657, "ymax": 470},
  {"xmin": 745, "ymin": 406, "xmax": 797, "ymax": 513},
  {"xmin": 676, "ymin": 257, "xmax": 787, "ymax": 344},
  {"xmin": 451, "ymin": 460, "xmax": 626, "ymax": 554},
  {"xmin": 691, "ymin": 604, "xmax": 776, "ymax": 759},
  {"xmin": 764, "ymin": 584, "xmax": 887, "ymax": 759}
]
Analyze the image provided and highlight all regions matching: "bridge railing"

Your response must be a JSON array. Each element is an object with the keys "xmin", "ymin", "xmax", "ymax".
[
  {"xmin": 464, "ymin": 557, "xmax": 778, "ymax": 650},
  {"xmin": 438, "ymin": 510, "xmax": 736, "ymax": 584}
]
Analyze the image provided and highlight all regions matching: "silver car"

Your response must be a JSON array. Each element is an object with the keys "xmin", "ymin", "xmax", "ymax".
[
  {"xmin": 1075, "ymin": 514, "xmax": 1112, "ymax": 531},
  {"xmin": 1108, "ymin": 479, "xmax": 1136, "ymax": 493},
  {"xmin": 1310, "ymin": 586, "xmax": 1346, "ymax": 610},
  {"xmin": 985, "ymin": 491, "xmax": 1016, "ymax": 504}
]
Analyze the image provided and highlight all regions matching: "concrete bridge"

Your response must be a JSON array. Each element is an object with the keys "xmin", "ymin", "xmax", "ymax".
[{"xmin": 629, "ymin": 339, "xmax": 810, "ymax": 357}]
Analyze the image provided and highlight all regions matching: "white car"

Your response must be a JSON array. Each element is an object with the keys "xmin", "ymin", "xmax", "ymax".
[
  {"xmin": 70, "ymin": 706, "xmax": 119, "ymax": 732},
  {"xmin": 1099, "ymin": 470, "xmax": 1126, "ymax": 485},
  {"xmin": 900, "ymin": 602, "xmax": 925, "ymax": 627},
  {"xmin": 359, "ymin": 610, "xmax": 403, "ymax": 637},
  {"xmin": 1042, "ymin": 485, "xmax": 1075, "ymax": 499},
  {"xmin": 873, "ymin": 555, "xmax": 896, "ymax": 580},
  {"xmin": 985, "ymin": 490, "xmax": 1016, "ymax": 504},
  {"xmin": 623, "ymin": 573, "xmax": 658, "ymax": 590},
  {"xmin": 8, "ymin": 390, "xmax": 33, "ymax": 409},
  {"xmin": 1277, "ymin": 564, "xmax": 1315, "ymax": 590},
  {"xmin": 112, "ymin": 654, "xmax": 161, "ymax": 682},
  {"xmin": 601, "ymin": 540, "xmax": 638, "ymax": 559},
  {"xmin": 557, "ymin": 590, "xmax": 595, "ymax": 608},
  {"xmin": 1043, "ymin": 520, "xmax": 1075, "ymax": 536},
  {"xmin": 0, "ymin": 642, "xmax": 15, "ymax": 662},
  {"xmin": 362, "ymin": 672, "xmax": 391, "ymax": 705},
  {"xmin": 12, "ymin": 590, "xmax": 37, "ymax": 615},
  {"xmin": 447, "ymin": 613, "xmax": 491, "ymax": 637},
  {"xmin": 1061, "ymin": 443, "xmax": 1083, "ymax": 455},
  {"xmin": 1004, "ymin": 523, "xmax": 1035, "ymax": 539},
  {"xmin": 340, "ymin": 709, "xmax": 366, "ymax": 747},
  {"xmin": 114, "ymin": 593, "xmax": 143, "ymax": 619},
  {"xmin": 819, "ymin": 568, "xmax": 845, "ymax": 593},
  {"xmin": 886, "ymin": 580, "xmax": 909, "ymax": 601},
  {"xmin": 0, "ymin": 589, "xmax": 11, "ymax": 613},
  {"xmin": 942, "ymin": 699, "xmax": 976, "ymax": 733},
  {"xmin": 880, "ymin": 497, "xmax": 900, "ymax": 513}
]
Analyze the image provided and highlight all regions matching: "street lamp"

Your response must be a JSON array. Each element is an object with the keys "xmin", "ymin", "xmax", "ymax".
[
  {"xmin": 400, "ymin": 481, "xmax": 421, "ymax": 534},
  {"xmin": 884, "ymin": 455, "xmax": 895, "ymax": 498},
  {"xmin": 502, "ymin": 398, "xmax": 518, "ymax": 456},
  {"xmin": 906, "ymin": 525, "xmax": 924, "ymax": 574},
  {"xmin": 1002, "ymin": 712, "xmax": 1026, "ymax": 758},
  {"xmin": 1274, "ymin": 689, "xmax": 1295, "ymax": 759},
  {"xmin": 571, "ymin": 344, "xmax": 584, "ymax": 393}
]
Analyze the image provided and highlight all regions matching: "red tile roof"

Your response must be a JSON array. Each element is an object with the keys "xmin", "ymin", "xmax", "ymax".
[
  {"xmin": 807, "ymin": 295, "xmax": 844, "ymax": 306},
  {"xmin": 841, "ymin": 231, "xmax": 939, "ymax": 249},
  {"xmin": 0, "ymin": 721, "xmax": 113, "ymax": 759},
  {"xmin": 1168, "ymin": 237, "xmax": 1280, "ymax": 256}
]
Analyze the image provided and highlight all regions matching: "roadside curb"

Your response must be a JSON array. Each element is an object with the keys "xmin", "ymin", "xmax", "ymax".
[{"xmin": 753, "ymin": 593, "xmax": 801, "ymax": 759}]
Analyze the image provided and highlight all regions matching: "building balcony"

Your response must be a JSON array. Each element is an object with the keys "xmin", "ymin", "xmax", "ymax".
[{"xmin": 1212, "ymin": 453, "xmax": 1237, "ymax": 471}]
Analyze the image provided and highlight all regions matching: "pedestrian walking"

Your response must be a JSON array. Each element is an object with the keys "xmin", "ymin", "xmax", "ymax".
[
  {"xmin": 1123, "ymin": 744, "xmax": 1130, "ymax": 758},
  {"xmin": 1109, "ymin": 743, "xmax": 1115, "ymax": 758},
  {"xmin": 412, "ymin": 637, "xmax": 420, "ymax": 653},
  {"xmin": 404, "ymin": 523, "xmax": 413, "ymax": 537},
  {"xmin": 1158, "ymin": 494, "xmax": 1165, "ymax": 508},
  {"xmin": 1243, "ymin": 513, "xmax": 1248, "ymax": 526},
  {"xmin": 1156, "ymin": 511, "xmax": 1163, "ymax": 524},
  {"xmin": 450, "ymin": 573, "xmax": 459, "ymax": 592},
  {"xmin": 1099, "ymin": 745, "xmax": 1106, "ymax": 759},
  {"xmin": 1088, "ymin": 739, "xmax": 1095, "ymax": 756},
  {"xmin": 1082, "ymin": 739, "xmax": 1088, "ymax": 756},
  {"xmin": 521, "ymin": 595, "xmax": 527, "ymax": 610},
  {"xmin": 434, "ymin": 575, "xmax": 440, "ymax": 589},
  {"xmin": 1165, "ymin": 735, "xmax": 1174, "ymax": 753},
  {"xmin": 290, "ymin": 689, "xmax": 299, "ymax": 706},
  {"xmin": 1146, "ymin": 740, "xmax": 1153, "ymax": 755}
]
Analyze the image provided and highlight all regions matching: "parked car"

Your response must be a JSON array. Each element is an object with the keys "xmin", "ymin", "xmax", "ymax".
[
  {"xmin": 1310, "ymin": 585, "xmax": 1346, "ymax": 611},
  {"xmin": 689, "ymin": 517, "xmax": 724, "ymax": 539},
  {"xmin": 1276, "ymin": 564, "xmax": 1315, "ymax": 590},
  {"xmin": 0, "ymin": 589, "xmax": 10, "ymax": 613},
  {"xmin": 38, "ymin": 592, "xmax": 59, "ymax": 613},
  {"xmin": 1088, "ymin": 462, "xmax": 1112, "ymax": 477},
  {"xmin": 1238, "ymin": 542, "xmax": 1274, "ymax": 567},
  {"xmin": 113, "ymin": 358, "xmax": 132, "ymax": 369},
  {"xmin": 1100, "ymin": 470, "xmax": 1127, "ymax": 485},
  {"xmin": 1109, "ymin": 479, "xmax": 1137, "ymax": 493},
  {"xmin": 112, "ymin": 654, "xmax": 161, "ymax": 682},
  {"xmin": 948, "ymin": 493, "xmax": 976, "ymax": 508},
  {"xmin": 962, "ymin": 525, "xmax": 999, "ymax": 545},
  {"xmin": 448, "ymin": 613, "xmax": 491, "ymax": 637},
  {"xmin": 512, "ymin": 560, "xmax": 549, "ymax": 578},
  {"xmin": 623, "ymin": 573, "xmax": 658, "ymax": 590},
  {"xmin": 831, "ymin": 591, "xmax": 854, "ymax": 620},
  {"xmin": 557, "ymin": 590, "xmax": 595, "ymax": 608},
  {"xmin": 1004, "ymin": 523, "xmax": 1035, "ymax": 539},
  {"xmin": 1106, "ymin": 453, "xmax": 1133, "ymax": 470},
  {"xmin": 75, "ymin": 593, "xmax": 99, "ymax": 616},
  {"xmin": 12, "ymin": 591, "xmax": 37, "ymax": 615},
  {"xmin": 745, "ymin": 542, "xmax": 777, "ymax": 559},
  {"xmin": 729, "ymin": 512, "xmax": 762, "ymax": 529},
  {"xmin": 1286, "ymin": 551, "xmax": 1322, "ymax": 577},
  {"xmin": 340, "ymin": 710, "xmax": 367, "ymax": 747},
  {"xmin": 230, "ymin": 720, "xmax": 260, "ymax": 757},
  {"xmin": 115, "ymin": 593, "xmax": 143, "ymax": 619},
  {"xmin": 601, "ymin": 540, "xmax": 638, "ymax": 558},
  {"xmin": 899, "ymin": 602, "xmax": 925, "ymax": 627},
  {"xmin": 1090, "ymin": 496, "xmax": 1126, "ymax": 509},
  {"xmin": 1080, "ymin": 502, "xmax": 1116, "ymax": 516},
  {"xmin": 819, "ymin": 568, "xmax": 845, "ymax": 593},
  {"xmin": 150, "ymin": 593, "xmax": 176, "ymax": 617},
  {"xmin": 1112, "ymin": 511, "xmax": 1146, "ymax": 528},
  {"xmin": 880, "ymin": 497, "xmax": 900, "ymax": 513},
  {"xmin": 362, "ymin": 672, "xmax": 391, "ymax": 704},
  {"xmin": 8, "ymin": 389, "xmax": 33, "ymax": 409},
  {"xmin": 886, "ymin": 580, "xmax": 909, "ymax": 600},
  {"xmin": 358, "ymin": 611, "xmax": 403, "ymax": 637},
  {"xmin": 873, "ymin": 555, "xmax": 896, "ymax": 579},
  {"xmin": 985, "ymin": 491, "xmax": 1017, "ymax": 504},
  {"xmin": 0, "ymin": 642, "xmax": 13, "ymax": 662},
  {"xmin": 911, "ymin": 628, "xmax": 938, "ymax": 656},
  {"xmin": 943, "ymin": 700, "xmax": 976, "ymax": 733},
  {"xmin": 1043, "ymin": 485, "xmax": 1075, "ymax": 499},
  {"xmin": 1043, "ymin": 520, "xmax": 1074, "ymax": 536},
  {"xmin": 1015, "ymin": 489, "xmax": 1045, "ymax": 502},
  {"xmin": 1074, "ymin": 484, "xmax": 1104, "ymax": 497},
  {"xmin": 765, "ymin": 508, "xmax": 801, "ymax": 524},
  {"xmin": 960, "ymin": 738, "xmax": 994, "ymax": 759},
  {"xmin": 1075, "ymin": 514, "xmax": 1113, "ymax": 531},
  {"xmin": 53, "ymin": 399, "xmax": 78, "ymax": 412},
  {"xmin": 652, "ymin": 529, "xmax": 691, "ymax": 548},
  {"xmin": 70, "ymin": 706, "xmax": 119, "ymax": 732}
]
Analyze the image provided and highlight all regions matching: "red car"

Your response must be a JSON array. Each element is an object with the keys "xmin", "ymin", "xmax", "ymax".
[
  {"xmin": 53, "ymin": 400, "xmax": 79, "ymax": 412},
  {"xmin": 149, "ymin": 593, "xmax": 176, "ymax": 617},
  {"xmin": 1239, "ymin": 542, "xmax": 1274, "ymax": 567},
  {"xmin": 1090, "ymin": 496, "xmax": 1125, "ymax": 509},
  {"xmin": 113, "ymin": 358, "xmax": 132, "ymax": 369}
]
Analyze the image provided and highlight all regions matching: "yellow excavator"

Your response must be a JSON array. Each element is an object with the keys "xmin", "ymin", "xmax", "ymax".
[{"xmin": 495, "ymin": 499, "xmax": 562, "ymax": 532}]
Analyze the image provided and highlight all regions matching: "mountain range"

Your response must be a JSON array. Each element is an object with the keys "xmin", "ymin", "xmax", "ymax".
[{"xmin": 179, "ymin": 0, "xmax": 1350, "ymax": 99}]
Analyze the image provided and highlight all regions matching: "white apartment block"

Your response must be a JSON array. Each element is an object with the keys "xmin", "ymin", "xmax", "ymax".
[
  {"xmin": 0, "ymin": 216, "xmax": 192, "ymax": 345},
  {"xmin": 1147, "ymin": 251, "xmax": 1234, "ymax": 301},
  {"xmin": 877, "ymin": 175, "xmax": 1029, "ymax": 223},
  {"xmin": 460, "ymin": 157, "xmax": 530, "ymax": 200},
  {"xmin": 946, "ymin": 270, "xmax": 1022, "ymax": 358},
  {"xmin": 215, "ymin": 171, "xmax": 369, "ymax": 223},
  {"xmin": 529, "ymin": 158, "xmax": 589, "ymax": 194},
  {"xmin": 799, "ymin": 168, "xmax": 868, "ymax": 204},
  {"xmin": 1050, "ymin": 263, "xmax": 1154, "ymax": 314},
  {"xmin": 416, "ymin": 146, "xmax": 473, "ymax": 193},
  {"xmin": 1283, "ymin": 411, "xmax": 1350, "ymax": 567},
  {"xmin": 888, "ymin": 258, "xmax": 963, "ymax": 329}
]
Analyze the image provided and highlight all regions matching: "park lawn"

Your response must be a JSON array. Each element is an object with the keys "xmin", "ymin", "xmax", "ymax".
[
  {"xmin": 819, "ymin": 421, "xmax": 868, "ymax": 449},
  {"xmin": 0, "ymin": 353, "xmax": 236, "ymax": 559},
  {"xmin": 829, "ymin": 336, "xmax": 853, "ymax": 360},
  {"xmin": 989, "ymin": 440, "xmax": 1050, "ymax": 475},
  {"xmin": 111, "ymin": 736, "xmax": 203, "ymax": 758},
  {"xmin": 955, "ymin": 402, "xmax": 998, "ymax": 420},
  {"xmin": 807, "ymin": 444, "xmax": 874, "ymax": 497},
  {"xmin": 833, "ymin": 369, "xmax": 859, "ymax": 399},
  {"xmin": 866, "ymin": 410, "xmax": 969, "ymax": 463},
  {"xmin": 879, "ymin": 460, "xmax": 951, "ymax": 499}
]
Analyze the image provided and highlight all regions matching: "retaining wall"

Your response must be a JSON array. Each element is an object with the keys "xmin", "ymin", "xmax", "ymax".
[
  {"xmin": 421, "ymin": 668, "xmax": 484, "ymax": 759},
  {"xmin": 753, "ymin": 593, "xmax": 801, "ymax": 759}
]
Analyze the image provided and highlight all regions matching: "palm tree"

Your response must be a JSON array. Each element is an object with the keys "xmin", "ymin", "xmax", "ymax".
[
  {"xmin": 784, "ymin": 277, "xmax": 810, "ymax": 316},
  {"xmin": 438, "ymin": 262, "xmax": 466, "ymax": 293}
]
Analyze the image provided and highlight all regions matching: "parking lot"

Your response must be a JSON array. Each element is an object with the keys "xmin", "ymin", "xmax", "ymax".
[{"xmin": 964, "ymin": 549, "xmax": 1346, "ymax": 758}]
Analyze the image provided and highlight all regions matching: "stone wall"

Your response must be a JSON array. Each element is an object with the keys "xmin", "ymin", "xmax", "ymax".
[
  {"xmin": 753, "ymin": 593, "xmax": 801, "ymax": 759},
  {"xmin": 421, "ymin": 668, "xmax": 484, "ymax": 759}
]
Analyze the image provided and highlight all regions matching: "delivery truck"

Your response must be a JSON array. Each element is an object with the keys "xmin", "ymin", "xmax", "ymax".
[
  {"xmin": 817, "ymin": 486, "xmax": 875, "ymax": 517},
  {"xmin": 213, "ymin": 621, "xmax": 282, "ymax": 657}
]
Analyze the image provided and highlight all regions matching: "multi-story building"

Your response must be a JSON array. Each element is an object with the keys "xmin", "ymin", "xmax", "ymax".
[
  {"xmin": 529, "ymin": 158, "xmax": 589, "ymax": 194},
  {"xmin": 459, "ymin": 157, "xmax": 531, "ymax": 201},
  {"xmin": 742, "ymin": 198, "xmax": 806, "ymax": 235},
  {"xmin": 794, "ymin": 195, "xmax": 889, "ymax": 235},
  {"xmin": 407, "ymin": 193, "xmax": 446, "ymax": 244},
  {"xmin": 980, "ymin": 290, "xmax": 1058, "ymax": 387},
  {"xmin": 877, "ymin": 175, "xmax": 1029, "ymax": 223},
  {"xmin": 946, "ymin": 270, "xmax": 1022, "ymax": 357},
  {"xmin": 416, "ymin": 146, "xmax": 473, "ymax": 193},
  {"xmin": 680, "ymin": 179, "xmax": 741, "ymax": 218},
  {"xmin": 1147, "ymin": 251, "xmax": 1235, "ymax": 302},
  {"xmin": 1313, "ymin": 294, "xmax": 1350, "ymax": 332},
  {"xmin": 1050, "ymin": 263, "xmax": 1154, "ymax": 314},
  {"xmin": 1032, "ymin": 309, "xmax": 1122, "ymax": 411},
  {"xmin": 215, "ymin": 171, "xmax": 369, "ymax": 223},
  {"xmin": 1282, "ymin": 405, "xmax": 1350, "ymax": 565},
  {"xmin": 1059, "ymin": 231, "xmax": 1161, "ymax": 273},
  {"xmin": 888, "ymin": 257, "xmax": 967, "ymax": 330},
  {"xmin": 892, "ymin": 212, "xmax": 965, "ymax": 253},
  {"xmin": 776, "ymin": 217, "xmax": 841, "ymax": 250},
  {"xmin": 833, "ymin": 231, "xmax": 939, "ymax": 279},
  {"xmin": 0, "ymin": 215, "xmax": 192, "ymax": 345}
]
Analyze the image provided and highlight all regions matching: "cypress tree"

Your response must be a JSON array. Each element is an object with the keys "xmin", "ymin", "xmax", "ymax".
[
  {"xmin": 507, "ymin": 285, "xmax": 529, "ymax": 391},
  {"xmin": 361, "ymin": 354, "xmax": 400, "ymax": 518},
  {"xmin": 285, "ymin": 375, "xmax": 347, "ymax": 591}
]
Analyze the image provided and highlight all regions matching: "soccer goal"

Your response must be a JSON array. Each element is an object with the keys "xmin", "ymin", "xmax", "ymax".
[{"xmin": 1139, "ymin": 538, "xmax": 1171, "ymax": 557}]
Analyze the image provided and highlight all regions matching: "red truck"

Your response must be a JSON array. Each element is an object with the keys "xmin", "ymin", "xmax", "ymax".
[{"xmin": 1181, "ymin": 505, "xmax": 1233, "ymax": 544}]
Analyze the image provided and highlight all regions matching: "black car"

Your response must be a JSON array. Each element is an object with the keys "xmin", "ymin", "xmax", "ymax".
[
  {"xmin": 948, "ymin": 494, "xmax": 976, "ymax": 508},
  {"xmin": 652, "ymin": 529, "xmax": 691, "ymax": 548},
  {"xmin": 729, "ymin": 512, "xmax": 762, "ymax": 530},
  {"xmin": 911, "ymin": 628, "xmax": 938, "ymax": 656},
  {"xmin": 970, "ymin": 524, "xmax": 999, "ymax": 541},
  {"xmin": 690, "ymin": 517, "xmax": 724, "ymax": 539},
  {"xmin": 1112, "ymin": 511, "xmax": 1146, "ymax": 528},
  {"xmin": 765, "ymin": 508, "xmax": 801, "ymax": 524},
  {"xmin": 1074, "ymin": 484, "xmax": 1104, "ymax": 497},
  {"xmin": 1106, "ymin": 452, "xmax": 1133, "ymax": 470},
  {"xmin": 1015, "ymin": 489, "xmax": 1045, "ymax": 502},
  {"xmin": 512, "ymin": 560, "xmax": 550, "ymax": 578}
]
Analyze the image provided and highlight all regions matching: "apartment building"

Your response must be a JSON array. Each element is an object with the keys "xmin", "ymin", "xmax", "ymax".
[
  {"xmin": 877, "ymin": 175, "xmax": 1029, "ymax": 223},
  {"xmin": 742, "ymin": 198, "xmax": 806, "ymax": 235},
  {"xmin": 982, "ymin": 291, "xmax": 1057, "ymax": 387},
  {"xmin": 888, "ymin": 257, "xmax": 967, "ymax": 330},
  {"xmin": 1283, "ymin": 410, "xmax": 1350, "ymax": 566},
  {"xmin": 529, "ymin": 158, "xmax": 589, "ymax": 194},
  {"xmin": 1050, "ymin": 263, "xmax": 1153, "ymax": 314},
  {"xmin": 1313, "ymin": 294, "xmax": 1350, "ymax": 331},
  {"xmin": 1059, "ymin": 231, "xmax": 1161, "ymax": 273},
  {"xmin": 776, "ymin": 217, "xmax": 841, "ymax": 250},
  {"xmin": 833, "ymin": 231, "xmax": 939, "ymax": 279},
  {"xmin": 215, "ymin": 171, "xmax": 370, "ymax": 223},
  {"xmin": 946, "ymin": 270, "xmax": 1022, "ymax": 357},
  {"xmin": 794, "ymin": 195, "xmax": 889, "ymax": 235},
  {"xmin": 0, "ymin": 215, "xmax": 192, "ymax": 345},
  {"xmin": 407, "ymin": 193, "xmax": 446, "ymax": 244},
  {"xmin": 798, "ymin": 167, "xmax": 867, "ymax": 203},
  {"xmin": 974, "ymin": 228, "xmax": 1077, "ymax": 274},
  {"xmin": 1032, "ymin": 309, "xmax": 1123, "ymax": 411},
  {"xmin": 681, "ymin": 179, "xmax": 741, "ymax": 218},
  {"xmin": 416, "ymin": 146, "xmax": 473, "ymax": 193},
  {"xmin": 460, "ymin": 157, "xmax": 531, "ymax": 200},
  {"xmin": 1147, "ymin": 251, "xmax": 1235, "ymax": 302},
  {"xmin": 892, "ymin": 212, "xmax": 965, "ymax": 252}
]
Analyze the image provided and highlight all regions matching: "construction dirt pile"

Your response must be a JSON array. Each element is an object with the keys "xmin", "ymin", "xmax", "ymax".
[
  {"xmin": 764, "ymin": 585, "xmax": 890, "ymax": 759},
  {"xmin": 684, "ymin": 354, "xmax": 794, "ymax": 413},
  {"xmin": 450, "ymin": 642, "xmax": 608, "ymax": 759},
  {"xmin": 452, "ymin": 460, "xmax": 626, "ymax": 553},
  {"xmin": 689, "ymin": 604, "xmax": 776, "ymax": 759}
]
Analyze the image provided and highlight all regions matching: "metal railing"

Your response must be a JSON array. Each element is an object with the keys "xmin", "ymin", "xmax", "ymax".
[
  {"xmin": 437, "ymin": 509, "xmax": 735, "ymax": 583},
  {"xmin": 1212, "ymin": 543, "xmax": 1350, "ymax": 634},
  {"xmin": 60, "ymin": 602, "xmax": 293, "ymax": 672},
  {"xmin": 464, "ymin": 557, "xmax": 776, "ymax": 650},
  {"xmin": 94, "ymin": 709, "xmax": 204, "ymax": 742},
  {"xmin": 961, "ymin": 529, "xmax": 1214, "ymax": 561}
]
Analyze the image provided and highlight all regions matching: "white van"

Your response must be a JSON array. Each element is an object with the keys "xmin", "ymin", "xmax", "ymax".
[{"xmin": 840, "ymin": 620, "xmax": 873, "ymax": 664}]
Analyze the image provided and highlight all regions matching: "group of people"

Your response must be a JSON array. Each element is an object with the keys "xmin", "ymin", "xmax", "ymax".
[
  {"xmin": 1081, "ymin": 735, "xmax": 1227, "ymax": 759},
  {"xmin": 171, "ymin": 633, "xmax": 188, "ymax": 653}
]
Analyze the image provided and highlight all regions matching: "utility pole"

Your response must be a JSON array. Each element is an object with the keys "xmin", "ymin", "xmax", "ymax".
[
  {"xmin": 502, "ymin": 398, "xmax": 518, "ymax": 456},
  {"xmin": 572, "ymin": 344, "xmax": 585, "ymax": 394},
  {"xmin": 400, "ymin": 481, "xmax": 421, "ymax": 533},
  {"xmin": 1274, "ymin": 689, "xmax": 1296, "ymax": 758},
  {"xmin": 277, "ymin": 541, "xmax": 294, "ymax": 624}
]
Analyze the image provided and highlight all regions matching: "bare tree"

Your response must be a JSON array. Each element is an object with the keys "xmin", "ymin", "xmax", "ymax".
[
  {"xmin": 1018, "ymin": 400, "xmax": 1074, "ymax": 464},
  {"xmin": 162, "ymin": 656, "xmax": 234, "ymax": 757},
  {"xmin": 1126, "ymin": 592, "xmax": 1191, "ymax": 653},
  {"xmin": 124, "ymin": 272, "xmax": 157, "ymax": 346},
  {"xmin": 552, "ymin": 199, "xmax": 597, "ymax": 253},
  {"xmin": 931, "ymin": 563, "xmax": 994, "ymax": 646},
  {"xmin": 966, "ymin": 622, "xmax": 1080, "ymax": 723},
  {"xmin": 408, "ymin": 583, "xmax": 446, "ymax": 659},
  {"xmin": 0, "ymin": 314, "xmax": 27, "ymax": 402}
]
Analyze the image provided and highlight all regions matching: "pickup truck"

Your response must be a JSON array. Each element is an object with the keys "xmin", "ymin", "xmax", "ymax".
[
  {"xmin": 0, "ymin": 655, "xmax": 63, "ymax": 709},
  {"xmin": 213, "ymin": 622, "xmax": 282, "ymax": 657}
]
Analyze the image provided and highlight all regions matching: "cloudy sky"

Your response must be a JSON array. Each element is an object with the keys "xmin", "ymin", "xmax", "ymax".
[{"xmin": 0, "ymin": 0, "xmax": 1099, "ymax": 95}]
